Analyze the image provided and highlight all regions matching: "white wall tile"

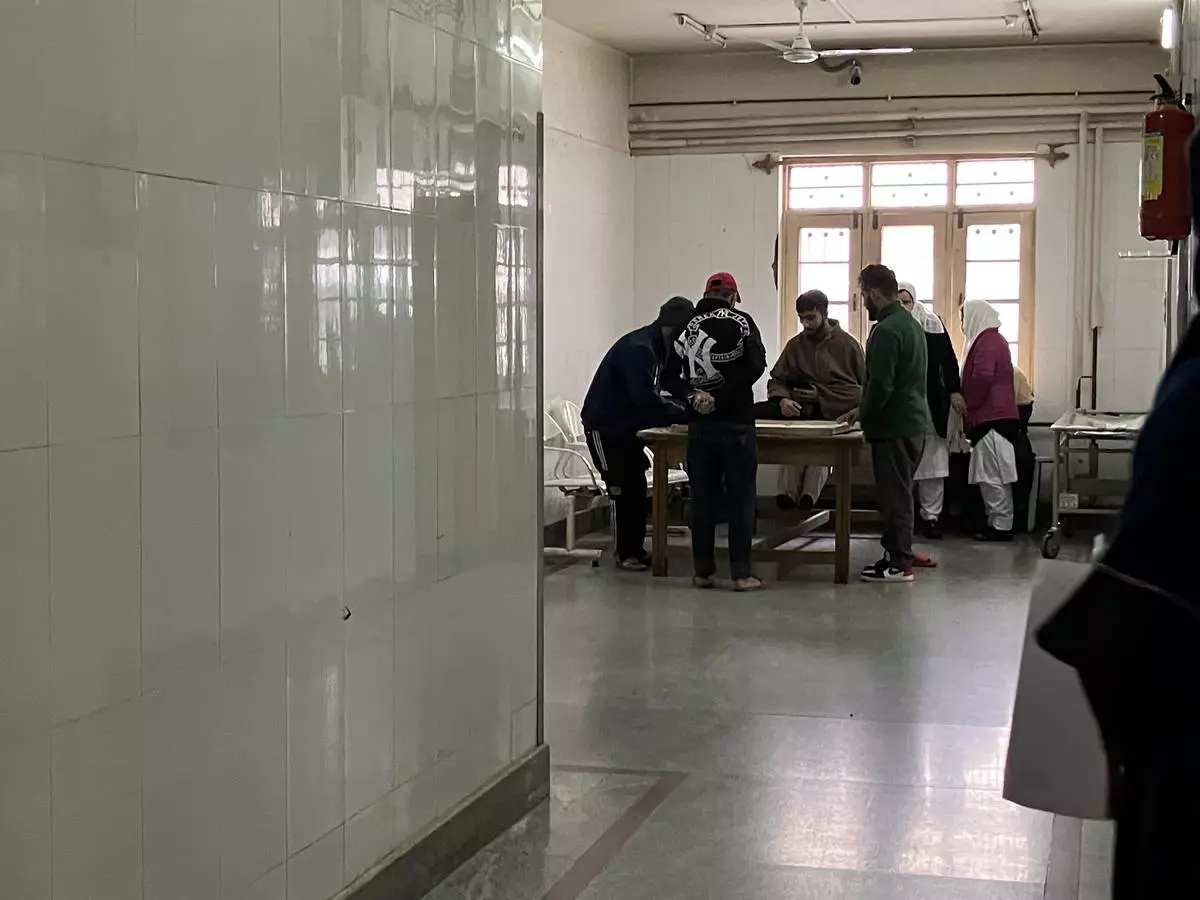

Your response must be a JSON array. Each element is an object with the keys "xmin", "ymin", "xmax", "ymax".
[
  {"xmin": 393, "ymin": 607, "xmax": 440, "ymax": 786},
  {"xmin": 0, "ymin": 152, "xmax": 47, "ymax": 452},
  {"xmin": 511, "ymin": 699, "xmax": 538, "ymax": 759},
  {"xmin": 389, "ymin": 12, "xmax": 437, "ymax": 215},
  {"xmin": 0, "ymin": 0, "xmax": 42, "ymax": 155},
  {"xmin": 285, "ymin": 415, "xmax": 344, "ymax": 616},
  {"xmin": 435, "ymin": 216, "xmax": 478, "ymax": 399},
  {"xmin": 49, "ymin": 438, "xmax": 141, "ymax": 724},
  {"xmin": 284, "ymin": 197, "xmax": 344, "ymax": 417},
  {"xmin": 282, "ymin": 0, "xmax": 343, "ymax": 199},
  {"xmin": 393, "ymin": 212, "xmax": 438, "ymax": 404},
  {"xmin": 51, "ymin": 699, "xmax": 143, "ymax": 900},
  {"xmin": 287, "ymin": 613, "xmax": 345, "ymax": 852},
  {"xmin": 220, "ymin": 644, "xmax": 288, "ymax": 894},
  {"xmin": 341, "ymin": 0, "xmax": 392, "ymax": 207},
  {"xmin": 220, "ymin": 422, "xmax": 289, "ymax": 662},
  {"xmin": 345, "ymin": 798, "xmax": 394, "ymax": 884},
  {"xmin": 344, "ymin": 594, "xmax": 394, "ymax": 818},
  {"xmin": 343, "ymin": 205, "xmax": 394, "ymax": 411},
  {"xmin": 142, "ymin": 676, "xmax": 222, "ymax": 900},
  {"xmin": 136, "ymin": 0, "xmax": 282, "ymax": 191},
  {"xmin": 393, "ymin": 401, "xmax": 439, "ymax": 597},
  {"xmin": 216, "ymin": 187, "xmax": 286, "ymax": 426},
  {"xmin": 435, "ymin": 30, "xmax": 477, "ymax": 223},
  {"xmin": 287, "ymin": 825, "xmax": 344, "ymax": 900},
  {"xmin": 436, "ymin": 396, "xmax": 478, "ymax": 578},
  {"xmin": 0, "ymin": 448, "xmax": 49, "ymax": 722},
  {"xmin": 45, "ymin": 161, "xmax": 139, "ymax": 444},
  {"xmin": 477, "ymin": 0, "xmax": 509, "ymax": 52},
  {"xmin": 141, "ymin": 430, "xmax": 220, "ymax": 692},
  {"xmin": 42, "ymin": 0, "xmax": 136, "ymax": 169},
  {"xmin": 345, "ymin": 408, "xmax": 394, "ymax": 607},
  {"xmin": 0, "ymin": 727, "xmax": 51, "ymax": 900},
  {"xmin": 510, "ymin": 2, "xmax": 542, "ymax": 70},
  {"xmin": 138, "ymin": 175, "xmax": 219, "ymax": 433},
  {"xmin": 390, "ymin": 766, "xmax": 441, "ymax": 848},
  {"xmin": 229, "ymin": 865, "xmax": 286, "ymax": 900}
]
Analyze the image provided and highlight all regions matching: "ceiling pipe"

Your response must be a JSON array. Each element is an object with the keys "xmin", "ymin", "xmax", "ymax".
[
  {"xmin": 717, "ymin": 16, "xmax": 1015, "ymax": 31},
  {"xmin": 630, "ymin": 105, "xmax": 1149, "ymax": 132},
  {"xmin": 630, "ymin": 121, "xmax": 1133, "ymax": 150},
  {"xmin": 825, "ymin": 0, "xmax": 858, "ymax": 24},
  {"xmin": 632, "ymin": 122, "xmax": 1141, "ymax": 145}
]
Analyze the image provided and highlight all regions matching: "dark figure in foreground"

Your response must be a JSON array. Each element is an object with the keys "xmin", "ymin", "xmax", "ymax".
[
  {"xmin": 676, "ymin": 272, "xmax": 767, "ymax": 591},
  {"xmin": 581, "ymin": 297, "xmax": 695, "ymax": 570}
]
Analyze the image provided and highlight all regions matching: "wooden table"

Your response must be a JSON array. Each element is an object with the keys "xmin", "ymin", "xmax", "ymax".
[{"xmin": 637, "ymin": 423, "xmax": 865, "ymax": 584}]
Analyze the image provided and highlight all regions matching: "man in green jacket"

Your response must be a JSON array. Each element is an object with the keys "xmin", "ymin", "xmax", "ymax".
[{"xmin": 840, "ymin": 264, "xmax": 932, "ymax": 582}]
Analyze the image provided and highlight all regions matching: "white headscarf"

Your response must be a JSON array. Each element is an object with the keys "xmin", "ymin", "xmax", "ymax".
[
  {"xmin": 897, "ymin": 281, "xmax": 945, "ymax": 335},
  {"xmin": 962, "ymin": 299, "xmax": 1002, "ymax": 355}
]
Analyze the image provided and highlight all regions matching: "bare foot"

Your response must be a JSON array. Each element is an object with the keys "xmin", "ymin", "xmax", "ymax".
[{"xmin": 733, "ymin": 576, "xmax": 764, "ymax": 592}]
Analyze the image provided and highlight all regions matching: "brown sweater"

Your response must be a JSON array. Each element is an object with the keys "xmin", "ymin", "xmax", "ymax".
[{"xmin": 767, "ymin": 321, "xmax": 865, "ymax": 420}]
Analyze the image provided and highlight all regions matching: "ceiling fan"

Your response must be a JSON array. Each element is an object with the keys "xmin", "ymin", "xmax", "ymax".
[{"xmin": 758, "ymin": 0, "xmax": 913, "ymax": 64}]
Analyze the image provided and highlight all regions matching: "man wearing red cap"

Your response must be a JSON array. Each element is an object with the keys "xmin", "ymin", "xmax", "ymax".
[{"xmin": 675, "ymin": 273, "xmax": 768, "ymax": 591}]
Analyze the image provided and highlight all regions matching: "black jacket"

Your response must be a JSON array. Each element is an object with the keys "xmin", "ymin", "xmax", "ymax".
[
  {"xmin": 674, "ymin": 298, "xmax": 767, "ymax": 425},
  {"xmin": 923, "ymin": 325, "xmax": 962, "ymax": 438},
  {"xmin": 581, "ymin": 325, "xmax": 690, "ymax": 435}
]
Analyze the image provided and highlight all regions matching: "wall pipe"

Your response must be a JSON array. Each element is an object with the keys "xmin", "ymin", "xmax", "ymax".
[
  {"xmin": 1087, "ymin": 125, "xmax": 1105, "ymax": 410},
  {"xmin": 630, "ymin": 104, "xmax": 1148, "ymax": 132},
  {"xmin": 630, "ymin": 120, "xmax": 1133, "ymax": 150},
  {"xmin": 1072, "ymin": 111, "xmax": 1089, "ymax": 406}
]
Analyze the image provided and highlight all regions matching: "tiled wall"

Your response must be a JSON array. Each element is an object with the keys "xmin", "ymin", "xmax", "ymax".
[{"xmin": 0, "ymin": 2, "xmax": 542, "ymax": 899}]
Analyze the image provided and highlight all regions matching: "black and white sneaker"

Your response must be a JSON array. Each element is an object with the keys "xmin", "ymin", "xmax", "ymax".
[{"xmin": 861, "ymin": 559, "xmax": 915, "ymax": 583}]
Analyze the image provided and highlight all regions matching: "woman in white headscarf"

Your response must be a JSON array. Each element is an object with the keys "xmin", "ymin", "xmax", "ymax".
[
  {"xmin": 960, "ymin": 299, "xmax": 1021, "ymax": 540},
  {"xmin": 898, "ymin": 282, "xmax": 963, "ymax": 540}
]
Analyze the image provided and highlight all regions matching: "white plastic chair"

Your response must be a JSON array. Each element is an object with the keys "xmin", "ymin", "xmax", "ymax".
[
  {"xmin": 543, "ymin": 412, "xmax": 605, "ymax": 556},
  {"xmin": 552, "ymin": 398, "xmax": 688, "ymax": 491}
]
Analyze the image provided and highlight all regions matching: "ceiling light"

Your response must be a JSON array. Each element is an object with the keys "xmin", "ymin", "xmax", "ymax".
[{"xmin": 1162, "ymin": 6, "xmax": 1178, "ymax": 50}]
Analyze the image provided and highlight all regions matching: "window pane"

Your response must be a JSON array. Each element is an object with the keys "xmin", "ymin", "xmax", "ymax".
[
  {"xmin": 799, "ymin": 263, "xmax": 849, "ymax": 304},
  {"xmin": 872, "ymin": 184, "xmax": 949, "ymax": 208},
  {"xmin": 956, "ymin": 182, "xmax": 1035, "ymax": 207},
  {"xmin": 965, "ymin": 261, "xmax": 1021, "ymax": 301},
  {"xmin": 827, "ymin": 303, "xmax": 851, "ymax": 328},
  {"xmin": 872, "ymin": 161, "xmax": 949, "ymax": 187},
  {"xmin": 1009, "ymin": 343, "xmax": 1020, "ymax": 364},
  {"xmin": 957, "ymin": 159, "xmax": 1035, "ymax": 185},
  {"xmin": 880, "ymin": 225, "xmax": 935, "ymax": 302},
  {"xmin": 791, "ymin": 164, "xmax": 864, "ymax": 189},
  {"xmin": 799, "ymin": 227, "xmax": 850, "ymax": 263},
  {"xmin": 789, "ymin": 185, "xmax": 865, "ymax": 210},
  {"xmin": 995, "ymin": 301, "xmax": 1021, "ymax": 343},
  {"xmin": 966, "ymin": 224, "xmax": 1022, "ymax": 261}
]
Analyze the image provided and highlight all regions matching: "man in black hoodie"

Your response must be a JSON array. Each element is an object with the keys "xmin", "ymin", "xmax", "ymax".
[
  {"xmin": 676, "ymin": 273, "xmax": 768, "ymax": 591},
  {"xmin": 581, "ymin": 297, "xmax": 696, "ymax": 570}
]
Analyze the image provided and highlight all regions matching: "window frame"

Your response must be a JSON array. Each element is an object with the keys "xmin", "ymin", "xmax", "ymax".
[{"xmin": 778, "ymin": 153, "xmax": 1038, "ymax": 380}]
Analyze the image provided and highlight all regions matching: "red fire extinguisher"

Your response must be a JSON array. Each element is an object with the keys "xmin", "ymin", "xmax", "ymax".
[{"xmin": 1140, "ymin": 74, "xmax": 1195, "ymax": 242}]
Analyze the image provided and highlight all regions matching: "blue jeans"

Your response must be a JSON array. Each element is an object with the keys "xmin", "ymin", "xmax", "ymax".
[{"xmin": 687, "ymin": 422, "xmax": 758, "ymax": 580}]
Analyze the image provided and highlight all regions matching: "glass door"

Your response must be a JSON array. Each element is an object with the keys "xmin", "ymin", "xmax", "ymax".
[
  {"xmin": 952, "ymin": 211, "xmax": 1036, "ymax": 375},
  {"xmin": 780, "ymin": 213, "xmax": 863, "ymax": 343},
  {"xmin": 863, "ymin": 211, "xmax": 952, "ymax": 334}
]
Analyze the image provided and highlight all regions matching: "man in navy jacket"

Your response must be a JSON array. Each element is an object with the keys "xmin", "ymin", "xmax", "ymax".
[{"xmin": 581, "ymin": 297, "xmax": 696, "ymax": 569}]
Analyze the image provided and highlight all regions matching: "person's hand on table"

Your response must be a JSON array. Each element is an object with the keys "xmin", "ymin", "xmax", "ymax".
[
  {"xmin": 950, "ymin": 392, "xmax": 967, "ymax": 417},
  {"xmin": 837, "ymin": 407, "xmax": 859, "ymax": 426},
  {"xmin": 779, "ymin": 398, "xmax": 804, "ymax": 419},
  {"xmin": 690, "ymin": 391, "xmax": 715, "ymax": 415}
]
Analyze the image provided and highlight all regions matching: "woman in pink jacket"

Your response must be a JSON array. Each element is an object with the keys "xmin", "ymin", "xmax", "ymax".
[{"xmin": 960, "ymin": 300, "xmax": 1021, "ymax": 540}]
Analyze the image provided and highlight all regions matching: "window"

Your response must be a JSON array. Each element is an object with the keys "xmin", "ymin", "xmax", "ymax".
[
  {"xmin": 787, "ymin": 163, "xmax": 865, "ymax": 210},
  {"xmin": 871, "ymin": 162, "xmax": 949, "ymax": 209},
  {"xmin": 780, "ymin": 157, "xmax": 1036, "ymax": 374}
]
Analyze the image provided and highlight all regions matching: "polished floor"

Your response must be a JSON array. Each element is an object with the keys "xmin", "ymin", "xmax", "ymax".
[{"xmin": 428, "ymin": 537, "xmax": 1114, "ymax": 899}]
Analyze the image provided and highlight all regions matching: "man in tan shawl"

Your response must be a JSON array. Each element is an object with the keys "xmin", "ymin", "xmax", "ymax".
[{"xmin": 769, "ymin": 290, "xmax": 865, "ymax": 509}]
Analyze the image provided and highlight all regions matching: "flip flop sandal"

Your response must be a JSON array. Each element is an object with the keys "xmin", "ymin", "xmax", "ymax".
[{"xmin": 733, "ymin": 577, "xmax": 764, "ymax": 592}]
